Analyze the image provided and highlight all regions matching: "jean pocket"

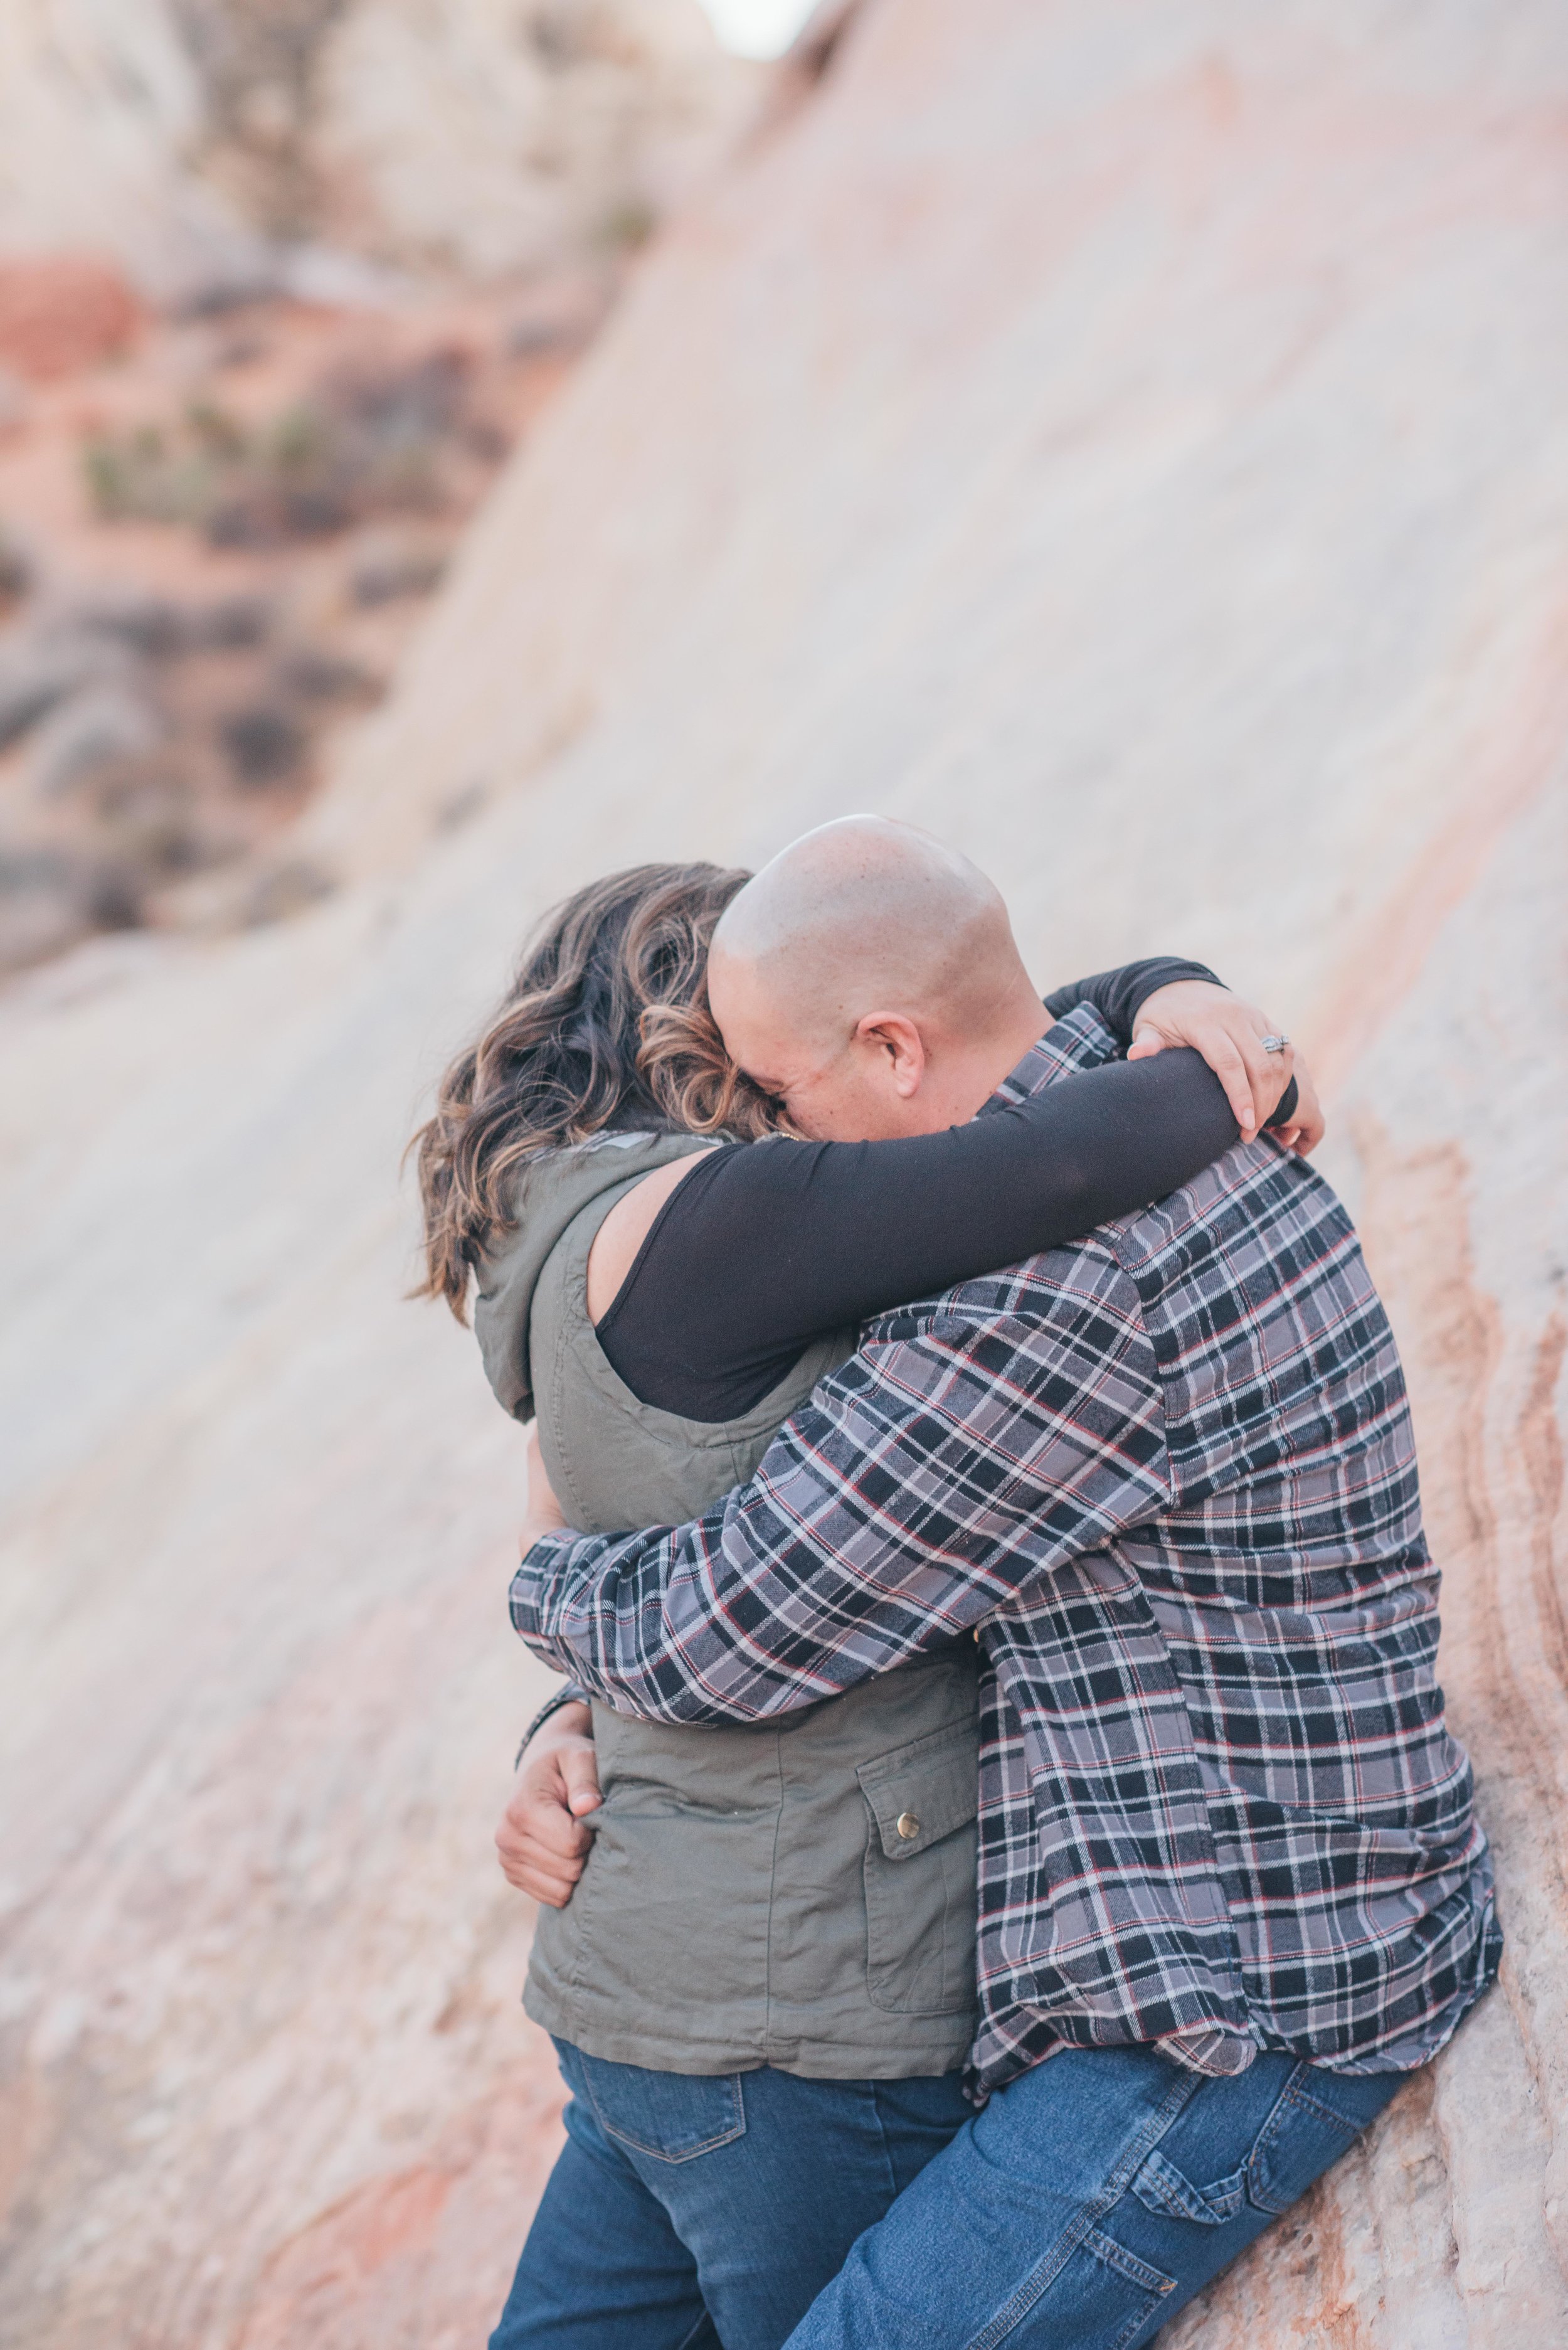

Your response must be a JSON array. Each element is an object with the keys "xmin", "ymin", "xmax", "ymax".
[
  {"xmin": 575, "ymin": 2048, "xmax": 747, "ymax": 2164},
  {"xmin": 973, "ymin": 2225, "xmax": 1176, "ymax": 2350},
  {"xmin": 1130, "ymin": 2146, "xmax": 1248, "ymax": 2226},
  {"xmin": 1244, "ymin": 2066, "xmax": 1367, "ymax": 2216},
  {"xmin": 1130, "ymin": 2061, "xmax": 1373, "ymax": 2232}
]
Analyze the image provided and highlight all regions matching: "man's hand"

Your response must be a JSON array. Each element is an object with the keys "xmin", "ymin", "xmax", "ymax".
[
  {"xmin": 1128, "ymin": 979, "xmax": 1322, "ymax": 1150},
  {"xmin": 495, "ymin": 1700, "xmax": 601, "ymax": 1908}
]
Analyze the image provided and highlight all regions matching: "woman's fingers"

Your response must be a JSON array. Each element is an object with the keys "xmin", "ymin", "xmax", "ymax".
[
  {"xmin": 1133, "ymin": 1008, "xmax": 1268, "ymax": 1137},
  {"xmin": 1131, "ymin": 981, "xmax": 1294, "ymax": 1139},
  {"xmin": 1209, "ymin": 1030, "xmax": 1267, "ymax": 1140},
  {"xmin": 1242, "ymin": 1028, "xmax": 1300, "ymax": 1137},
  {"xmin": 1273, "ymin": 1055, "xmax": 1325, "ymax": 1154},
  {"xmin": 1128, "ymin": 982, "xmax": 1326, "ymax": 1156},
  {"xmin": 1184, "ymin": 997, "xmax": 1293, "ymax": 1138}
]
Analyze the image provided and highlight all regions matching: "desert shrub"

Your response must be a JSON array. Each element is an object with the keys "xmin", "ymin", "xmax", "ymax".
[
  {"xmin": 220, "ymin": 703, "xmax": 306, "ymax": 786},
  {"xmin": 82, "ymin": 350, "xmax": 483, "ymax": 546}
]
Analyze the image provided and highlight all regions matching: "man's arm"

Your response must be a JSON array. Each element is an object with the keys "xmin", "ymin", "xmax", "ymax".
[{"xmin": 510, "ymin": 1247, "xmax": 1171, "ymax": 1724}]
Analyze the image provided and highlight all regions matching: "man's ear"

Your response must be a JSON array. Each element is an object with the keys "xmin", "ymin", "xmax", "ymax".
[{"xmin": 853, "ymin": 1012, "xmax": 926, "ymax": 1098}]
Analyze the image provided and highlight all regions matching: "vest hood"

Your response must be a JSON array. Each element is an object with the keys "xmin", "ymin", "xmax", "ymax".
[{"xmin": 472, "ymin": 1130, "xmax": 711, "ymax": 1422}]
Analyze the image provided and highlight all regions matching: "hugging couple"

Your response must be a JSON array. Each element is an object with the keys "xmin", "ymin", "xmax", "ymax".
[{"xmin": 413, "ymin": 817, "xmax": 1499, "ymax": 2350}]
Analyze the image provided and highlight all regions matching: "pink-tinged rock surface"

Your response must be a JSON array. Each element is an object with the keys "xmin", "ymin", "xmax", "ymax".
[{"xmin": 3, "ymin": 1, "xmax": 1567, "ymax": 2341}]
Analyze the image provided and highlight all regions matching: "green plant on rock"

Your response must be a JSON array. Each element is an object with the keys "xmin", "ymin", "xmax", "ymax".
[{"xmin": 80, "ymin": 356, "xmax": 475, "ymax": 546}]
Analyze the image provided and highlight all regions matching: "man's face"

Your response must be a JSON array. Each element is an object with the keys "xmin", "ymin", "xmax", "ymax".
[{"xmin": 708, "ymin": 948, "xmax": 925, "ymax": 1141}]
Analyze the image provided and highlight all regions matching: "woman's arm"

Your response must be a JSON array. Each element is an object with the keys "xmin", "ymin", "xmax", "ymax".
[
  {"xmin": 1047, "ymin": 957, "xmax": 1312, "ymax": 1143},
  {"xmin": 1042, "ymin": 954, "xmax": 1220, "ymax": 1036},
  {"xmin": 596, "ymin": 966, "xmax": 1303, "ymax": 1422}
]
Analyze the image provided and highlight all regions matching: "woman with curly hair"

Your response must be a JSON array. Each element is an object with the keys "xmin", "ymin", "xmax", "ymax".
[{"xmin": 413, "ymin": 842, "xmax": 1302, "ymax": 2350}]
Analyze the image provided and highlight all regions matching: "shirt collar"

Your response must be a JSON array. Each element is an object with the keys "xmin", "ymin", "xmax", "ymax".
[{"xmin": 983, "ymin": 1001, "xmax": 1123, "ymax": 1115}]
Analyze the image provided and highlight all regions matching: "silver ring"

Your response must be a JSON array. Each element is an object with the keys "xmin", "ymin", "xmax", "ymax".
[{"xmin": 1260, "ymin": 1034, "xmax": 1289, "ymax": 1055}]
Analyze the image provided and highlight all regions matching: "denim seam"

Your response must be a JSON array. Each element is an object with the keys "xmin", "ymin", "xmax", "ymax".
[
  {"xmin": 962, "ymin": 2065, "xmax": 1201, "ymax": 2350},
  {"xmin": 867, "ymin": 2082, "xmax": 903, "ymax": 2211},
  {"xmin": 1131, "ymin": 2145, "xmax": 1244, "ymax": 2225},
  {"xmin": 1245, "ymin": 2070, "xmax": 1359, "ymax": 2212},
  {"xmin": 1238, "ymin": 2067, "xmax": 1299, "ymax": 2211},
  {"xmin": 1086, "ymin": 2206, "xmax": 1190, "ymax": 2350},
  {"xmin": 1082, "ymin": 2226, "xmax": 1175, "ymax": 2297},
  {"xmin": 1285, "ymin": 2081, "xmax": 1367, "ymax": 2135},
  {"xmin": 1108, "ymin": 2290, "xmax": 1168, "ymax": 2350}
]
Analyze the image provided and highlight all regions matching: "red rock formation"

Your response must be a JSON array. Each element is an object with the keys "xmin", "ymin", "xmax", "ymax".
[{"xmin": 0, "ymin": 257, "xmax": 144, "ymax": 381}]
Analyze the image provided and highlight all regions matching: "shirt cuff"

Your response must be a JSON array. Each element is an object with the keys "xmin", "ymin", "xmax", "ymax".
[{"xmin": 514, "ymin": 1681, "xmax": 591, "ymax": 1769}]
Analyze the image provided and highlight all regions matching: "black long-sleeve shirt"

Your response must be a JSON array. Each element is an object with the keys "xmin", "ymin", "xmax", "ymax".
[{"xmin": 593, "ymin": 958, "xmax": 1293, "ymax": 1422}]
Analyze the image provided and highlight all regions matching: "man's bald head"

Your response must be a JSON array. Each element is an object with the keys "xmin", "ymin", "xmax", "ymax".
[
  {"xmin": 712, "ymin": 817, "xmax": 1019, "ymax": 1051},
  {"xmin": 707, "ymin": 817, "xmax": 1047, "ymax": 1140}
]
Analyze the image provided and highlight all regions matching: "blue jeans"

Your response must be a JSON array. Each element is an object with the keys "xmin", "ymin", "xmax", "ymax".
[
  {"xmin": 489, "ymin": 2039, "xmax": 972, "ymax": 2350},
  {"xmin": 785, "ymin": 2043, "xmax": 1404, "ymax": 2348}
]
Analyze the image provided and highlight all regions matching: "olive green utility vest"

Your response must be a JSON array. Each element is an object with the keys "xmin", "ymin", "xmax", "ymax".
[{"xmin": 475, "ymin": 1132, "xmax": 980, "ymax": 2079}]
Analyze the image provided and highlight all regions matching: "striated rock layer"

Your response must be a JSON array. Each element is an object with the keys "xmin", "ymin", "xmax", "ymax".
[{"xmin": 3, "ymin": 1, "xmax": 1566, "ymax": 2341}]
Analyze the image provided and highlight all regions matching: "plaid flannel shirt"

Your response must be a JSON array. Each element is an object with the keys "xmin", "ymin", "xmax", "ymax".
[{"xmin": 511, "ymin": 1006, "xmax": 1500, "ymax": 2098}]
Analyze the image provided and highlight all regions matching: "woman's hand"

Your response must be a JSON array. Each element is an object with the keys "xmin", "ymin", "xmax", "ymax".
[
  {"xmin": 1259, "ymin": 1054, "xmax": 1325, "ymax": 1157},
  {"xmin": 1128, "ymin": 980, "xmax": 1323, "ymax": 1152},
  {"xmin": 521, "ymin": 1425, "xmax": 568, "ymax": 1552}
]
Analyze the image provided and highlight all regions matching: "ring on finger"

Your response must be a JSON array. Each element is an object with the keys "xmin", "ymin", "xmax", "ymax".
[{"xmin": 1260, "ymin": 1033, "xmax": 1290, "ymax": 1055}]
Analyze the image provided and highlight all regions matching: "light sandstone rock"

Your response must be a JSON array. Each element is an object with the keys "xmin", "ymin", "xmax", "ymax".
[
  {"xmin": 0, "ymin": 0, "xmax": 755, "ymax": 302},
  {"xmin": 0, "ymin": 0, "xmax": 265, "ymax": 306},
  {"xmin": 309, "ymin": 0, "xmax": 759, "ymax": 280},
  {"xmin": 2, "ymin": 0, "xmax": 1566, "ymax": 2342}
]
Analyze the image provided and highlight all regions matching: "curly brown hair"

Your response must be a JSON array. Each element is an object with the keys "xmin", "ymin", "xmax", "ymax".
[{"xmin": 411, "ymin": 861, "xmax": 781, "ymax": 1318}]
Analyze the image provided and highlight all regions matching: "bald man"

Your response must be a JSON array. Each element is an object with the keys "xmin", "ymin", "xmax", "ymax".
[
  {"xmin": 509, "ymin": 819, "xmax": 1496, "ymax": 2350},
  {"xmin": 706, "ymin": 819, "xmax": 1081, "ymax": 1140},
  {"xmin": 703, "ymin": 817, "xmax": 1291, "ymax": 1145}
]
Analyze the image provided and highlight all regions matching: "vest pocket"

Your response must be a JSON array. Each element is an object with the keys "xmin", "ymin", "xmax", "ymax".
[{"xmin": 857, "ymin": 1719, "xmax": 979, "ymax": 2016}]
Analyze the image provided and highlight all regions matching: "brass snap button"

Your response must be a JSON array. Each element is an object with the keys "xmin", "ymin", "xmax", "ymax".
[{"xmin": 895, "ymin": 1812, "xmax": 920, "ymax": 1841}]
